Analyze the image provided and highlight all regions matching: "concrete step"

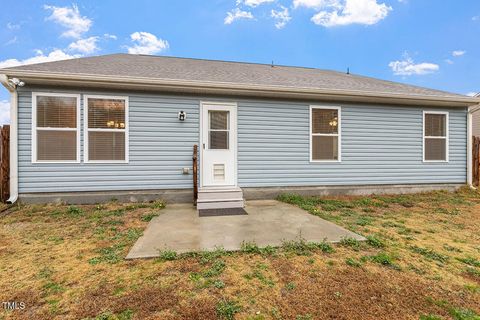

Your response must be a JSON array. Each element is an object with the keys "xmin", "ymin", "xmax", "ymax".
[
  {"xmin": 197, "ymin": 187, "xmax": 244, "ymax": 209},
  {"xmin": 197, "ymin": 200, "xmax": 244, "ymax": 210},
  {"xmin": 198, "ymin": 189, "xmax": 243, "ymax": 201}
]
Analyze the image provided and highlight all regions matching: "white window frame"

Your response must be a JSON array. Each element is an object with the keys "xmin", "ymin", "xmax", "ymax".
[
  {"xmin": 423, "ymin": 110, "xmax": 449, "ymax": 163},
  {"xmin": 31, "ymin": 92, "xmax": 81, "ymax": 164},
  {"xmin": 309, "ymin": 105, "xmax": 342, "ymax": 163},
  {"xmin": 84, "ymin": 95, "xmax": 129, "ymax": 163}
]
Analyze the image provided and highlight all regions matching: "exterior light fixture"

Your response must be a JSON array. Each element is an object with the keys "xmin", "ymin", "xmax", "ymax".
[
  {"xmin": 8, "ymin": 78, "xmax": 25, "ymax": 87},
  {"xmin": 178, "ymin": 111, "xmax": 186, "ymax": 121}
]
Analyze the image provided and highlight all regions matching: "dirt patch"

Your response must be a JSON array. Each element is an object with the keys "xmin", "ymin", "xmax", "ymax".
[
  {"xmin": 74, "ymin": 286, "xmax": 179, "ymax": 319},
  {"xmin": 273, "ymin": 266, "xmax": 477, "ymax": 320}
]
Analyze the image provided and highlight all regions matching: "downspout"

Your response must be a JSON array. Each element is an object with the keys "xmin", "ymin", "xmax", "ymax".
[
  {"xmin": 467, "ymin": 102, "xmax": 480, "ymax": 189},
  {"xmin": 0, "ymin": 74, "xmax": 18, "ymax": 203}
]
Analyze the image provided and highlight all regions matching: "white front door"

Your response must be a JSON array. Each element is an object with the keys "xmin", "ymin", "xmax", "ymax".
[{"xmin": 201, "ymin": 102, "xmax": 237, "ymax": 187}]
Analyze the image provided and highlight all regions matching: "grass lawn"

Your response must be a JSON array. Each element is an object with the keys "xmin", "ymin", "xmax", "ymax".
[{"xmin": 0, "ymin": 188, "xmax": 479, "ymax": 320}]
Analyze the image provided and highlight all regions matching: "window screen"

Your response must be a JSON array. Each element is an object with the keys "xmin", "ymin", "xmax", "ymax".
[
  {"xmin": 424, "ymin": 113, "xmax": 447, "ymax": 161},
  {"xmin": 35, "ymin": 95, "xmax": 78, "ymax": 161},
  {"xmin": 311, "ymin": 108, "xmax": 340, "ymax": 161},
  {"xmin": 87, "ymin": 97, "xmax": 127, "ymax": 161},
  {"xmin": 209, "ymin": 111, "xmax": 229, "ymax": 150}
]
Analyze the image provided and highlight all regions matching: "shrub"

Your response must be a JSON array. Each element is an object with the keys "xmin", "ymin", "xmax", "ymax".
[
  {"xmin": 366, "ymin": 252, "xmax": 399, "ymax": 270},
  {"xmin": 448, "ymin": 307, "xmax": 479, "ymax": 320},
  {"xmin": 456, "ymin": 256, "xmax": 480, "ymax": 267},
  {"xmin": 141, "ymin": 213, "xmax": 158, "ymax": 222},
  {"xmin": 465, "ymin": 267, "xmax": 480, "ymax": 278},
  {"xmin": 202, "ymin": 259, "xmax": 226, "ymax": 278},
  {"xmin": 340, "ymin": 237, "xmax": 361, "ymax": 250},
  {"xmin": 241, "ymin": 241, "xmax": 261, "ymax": 254},
  {"xmin": 66, "ymin": 205, "xmax": 83, "ymax": 216},
  {"xmin": 315, "ymin": 241, "xmax": 335, "ymax": 253},
  {"xmin": 157, "ymin": 250, "xmax": 177, "ymax": 261},
  {"xmin": 213, "ymin": 279, "xmax": 225, "ymax": 289},
  {"xmin": 282, "ymin": 239, "xmax": 316, "ymax": 256},
  {"xmin": 366, "ymin": 235, "xmax": 386, "ymax": 248},
  {"xmin": 410, "ymin": 246, "xmax": 449, "ymax": 263},
  {"xmin": 345, "ymin": 258, "xmax": 362, "ymax": 267},
  {"xmin": 285, "ymin": 282, "xmax": 296, "ymax": 290},
  {"xmin": 150, "ymin": 200, "xmax": 165, "ymax": 209},
  {"xmin": 199, "ymin": 247, "xmax": 229, "ymax": 264},
  {"xmin": 216, "ymin": 299, "xmax": 242, "ymax": 320}
]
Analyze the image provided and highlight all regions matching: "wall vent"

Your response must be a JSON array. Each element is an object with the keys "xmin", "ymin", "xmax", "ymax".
[{"xmin": 213, "ymin": 164, "xmax": 225, "ymax": 182}]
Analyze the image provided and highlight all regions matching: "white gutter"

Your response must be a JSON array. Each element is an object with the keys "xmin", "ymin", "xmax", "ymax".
[
  {"xmin": 2, "ymin": 69, "xmax": 480, "ymax": 107},
  {"xmin": 0, "ymin": 74, "xmax": 18, "ymax": 203},
  {"xmin": 467, "ymin": 103, "xmax": 480, "ymax": 189}
]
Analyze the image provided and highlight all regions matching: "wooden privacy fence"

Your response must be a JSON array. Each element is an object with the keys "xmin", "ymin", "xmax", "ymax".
[
  {"xmin": 473, "ymin": 136, "xmax": 480, "ymax": 187},
  {"xmin": 0, "ymin": 125, "xmax": 10, "ymax": 202}
]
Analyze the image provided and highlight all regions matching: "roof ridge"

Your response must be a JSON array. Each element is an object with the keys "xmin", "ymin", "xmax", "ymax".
[{"xmin": 121, "ymin": 53, "xmax": 326, "ymax": 71}]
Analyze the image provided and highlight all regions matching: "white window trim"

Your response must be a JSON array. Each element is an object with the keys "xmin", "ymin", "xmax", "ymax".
[
  {"xmin": 423, "ymin": 110, "xmax": 449, "ymax": 163},
  {"xmin": 31, "ymin": 92, "xmax": 81, "ymax": 164},
  {"xmin": 309, "ymin": 105, "xmax": 342, "ymax": 163},
  {"xmin": 84, "ymin": 95, "xmax": 129, "ymax": 164}
]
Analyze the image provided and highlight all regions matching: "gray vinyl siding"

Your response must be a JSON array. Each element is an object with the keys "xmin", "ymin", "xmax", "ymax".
[
  {"xmin": 238, "ymin": 102, "xmax": 467, "ymax": 187},
  {"xmin": 473, "ymin": 111, "xmax": 480, "ymax": 137},
  {"xmin": 17, "ymin": 87, "xmax": 467, "ymax": 194},
  {"xmin": 18, "ymin": 88, "xmax": 199, "ymax": 193}
]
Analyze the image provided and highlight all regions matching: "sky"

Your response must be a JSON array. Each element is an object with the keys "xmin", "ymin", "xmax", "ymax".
[{"xmin": 0, "ymin": 0, "xmax": 479, "ymax": 124}]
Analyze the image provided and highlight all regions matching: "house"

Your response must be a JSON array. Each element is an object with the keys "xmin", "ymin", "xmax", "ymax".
[
  {"xmin": 473, "ymin": 93, "xmax": 480, "ymax": 137},
  {"xmin": 0, "ymin": 54, "xmax": 479, "ymax": 209}
]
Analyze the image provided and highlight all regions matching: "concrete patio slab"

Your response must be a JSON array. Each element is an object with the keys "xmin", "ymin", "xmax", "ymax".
[{"xmin": 126, "ymin": 200, "xmax": 365, "ymax": 259}]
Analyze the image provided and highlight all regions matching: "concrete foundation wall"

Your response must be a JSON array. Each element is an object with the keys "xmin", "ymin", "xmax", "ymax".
[
  {"xmin": 19, "ymin": 189, "xmax": 193, "ymax": 205},
  {"xmin": 242, "ymin": 184, "xmax": 464, "ymax": 200},
  {"xmin": 19, "ymin": 183, "xmax": 464, "ymax": 204}
]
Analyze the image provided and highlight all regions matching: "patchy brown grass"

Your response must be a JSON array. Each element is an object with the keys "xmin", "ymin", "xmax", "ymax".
[{"xmin": 0, "ymin": 188, "xmax": 479, "ymax": 319}]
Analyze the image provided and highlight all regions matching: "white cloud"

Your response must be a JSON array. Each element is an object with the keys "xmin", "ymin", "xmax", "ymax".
[
  {"xmin": 444, "ymin": 59, "xmax": 453, "ymax": 65},
  {"xmin": 224, "ymin": 8, "xmax": 254, "ymax": 24},
  {"xmin": 5, "ymin": 37, "xmax": 18, "ymax": 45},
  {"xmin": 0, "ymin": 49, "xmax": 79, "ymax": 69},
  {"xmin": 103, "ymin": 33, "xmax": 117, "ymax": 40},
  {"xmin": 452, "ymin": 50, "xmax": 466, "ymax": 57},
  {"xmin": 473, "ymin": 16, "xmax": 479, "ymax": 21},
  {"xmin": 310, "ymin": 0, "xmax": 392, "ymax": 27},
  {"xmin": 68, "ymin": 36, "xmax": 99, "ymax": 54},
  {"xmin": 271, "ymin": 6, "xmax": 292, "ymax": 29},
  {"xmin": 0, "ymin": 100, "xmax": 10, "ymax": 125},
  {"xmin": 389, "ymin": 53, "xmax": 439, "ymax": 76},
  {"xmin": 237, "ymin": 0, "xmax": 275, "ymax": 7},
  {"xmin": 6, "ymin": 22, "xmax": 20, "ymax": 30},
  {"xmin": 44, "ymin": 4, "xmax": 92, "ymax": 38},
  {"xmin": 293, "ymin": 0, "xmax": 339, "ymax": 9},
  {"xmin": 466, "ymin": 92, "xmax": 479, "ymax": 97},
  {"xmin": 127, "ymin": 32, "xmax": 169, "ymax": 55}
]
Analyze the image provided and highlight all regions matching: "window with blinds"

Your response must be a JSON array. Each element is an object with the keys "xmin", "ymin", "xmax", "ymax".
[
  {"xmin": 86, "ymin": 96, "xmax": 128, "ymax": 162},
  {"xmin": 311, "ymin": 107, "xmax": 341, "ymax": 161},
  {"xmin": 33, "ymin": 94, "xmax": 79, "ymax": 162},
  {"xmin": 424, "ymin": 112, "xmax": 448, "ymax": 161}
]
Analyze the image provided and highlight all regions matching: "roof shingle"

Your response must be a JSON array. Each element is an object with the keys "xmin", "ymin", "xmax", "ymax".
[{"xmin": 0, "ymin": 53, "xmax": 468, "ymax": 99}]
